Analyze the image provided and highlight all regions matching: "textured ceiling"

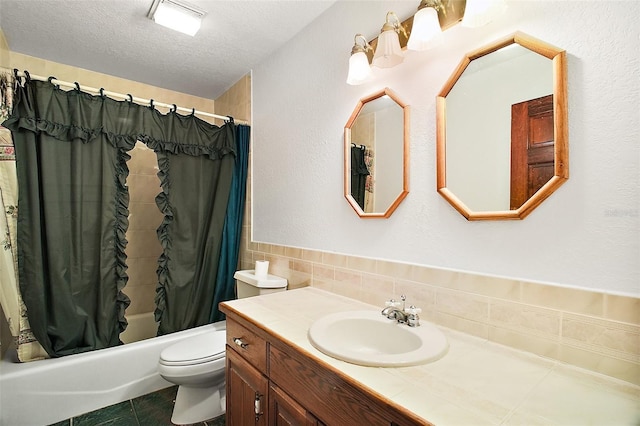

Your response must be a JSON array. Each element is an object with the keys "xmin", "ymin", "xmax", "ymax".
[{"xmin": 0, "ymin": 0, "xmax": 337, "ymax": 99}]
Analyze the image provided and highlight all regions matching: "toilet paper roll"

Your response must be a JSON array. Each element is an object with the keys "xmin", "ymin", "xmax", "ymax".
[{"xmin": 255, "ymin": 260, "xmax": 269, "ymax": 277}]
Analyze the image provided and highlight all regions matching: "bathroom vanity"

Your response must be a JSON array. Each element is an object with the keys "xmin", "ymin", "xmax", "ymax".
[
  {"xmin": 220, "ymin": 288, "xmax": 639, "ymax": 425},
  {"xmin": 221, "ymin": 303, "xmax": 425, "ymax": 425}
]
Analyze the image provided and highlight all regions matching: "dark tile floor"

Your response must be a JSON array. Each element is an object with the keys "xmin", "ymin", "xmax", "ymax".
[{"xmin": 49, "ymin": 386, "xmax": 225, "ymax": 426}]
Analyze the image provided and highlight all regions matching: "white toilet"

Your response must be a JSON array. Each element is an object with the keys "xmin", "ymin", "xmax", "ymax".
[{"xmin": 157, "ymin": 270, "xmax": 288, "ymax": 425}]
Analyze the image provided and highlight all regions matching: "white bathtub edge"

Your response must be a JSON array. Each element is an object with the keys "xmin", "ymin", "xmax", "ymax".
[{"xmin": 0, "ymin": 321, "xmax": 226, "ymax": 425}]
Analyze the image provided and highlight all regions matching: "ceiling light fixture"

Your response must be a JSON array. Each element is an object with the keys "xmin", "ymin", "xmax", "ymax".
[{"xmin": 149, "ymin": 0, "xmax": 206, "ymax": 37}]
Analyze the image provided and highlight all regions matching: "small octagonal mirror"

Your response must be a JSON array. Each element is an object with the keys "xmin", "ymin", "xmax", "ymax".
[
  {"xmin": 436, "ymin": 32, "xmax": 568, "ymax": 220},
  {"xmin": 344, "ymin": 88, "xmax": 410, "ymax": 218}
]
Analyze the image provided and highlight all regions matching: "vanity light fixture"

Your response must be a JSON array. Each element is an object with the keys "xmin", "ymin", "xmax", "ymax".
[
  {"xmin": 346, "ymin": 0, "xmax": 507, "ymax": 85},
  {"xmin": 346, "ymin": 34, "xmax": 374, "ymax": 85},
  {"xmin": 149, "ymin": 0, "xmax": 206, "ymax": 37},
  {"xmin": 406, "ymin": 0, "xmax": 444, "ymax": 51},
  {"xmin": 372, "ymin": 12, "xmax": 407, "ymax": 69}
]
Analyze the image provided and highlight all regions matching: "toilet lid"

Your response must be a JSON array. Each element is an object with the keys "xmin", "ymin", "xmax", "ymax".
[{"xmin": 159, "ymin": 332, "xmax": 226, "ymax": 366}]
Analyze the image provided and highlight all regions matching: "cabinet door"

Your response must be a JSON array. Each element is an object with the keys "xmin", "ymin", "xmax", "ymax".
[
  {"xmin": 227, "ymin": 347, "xmax": 268, "ymax": 426},
  {"xmin": 269, "ymin": 383, "xmax": 321, "ymax": 426}
]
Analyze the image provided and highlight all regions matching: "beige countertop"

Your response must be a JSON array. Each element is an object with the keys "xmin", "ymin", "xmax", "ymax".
[{"xmin": 223, "ymin": 287, "xmax": 640, "ymax": 425}]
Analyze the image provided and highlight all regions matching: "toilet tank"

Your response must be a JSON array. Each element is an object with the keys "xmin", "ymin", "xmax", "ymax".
[{"xmin": 233, "ymin": 270, "xmax": 288, "ymax": 299}]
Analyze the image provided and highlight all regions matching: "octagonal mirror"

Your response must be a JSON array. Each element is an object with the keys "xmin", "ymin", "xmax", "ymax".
[
  {"xmin": 436, "ymin": 32, "xmax": 568, "ymax": 220},
  {"xmin": 345, "ymin": 88, "xmax": 409, "ymax": 218}
]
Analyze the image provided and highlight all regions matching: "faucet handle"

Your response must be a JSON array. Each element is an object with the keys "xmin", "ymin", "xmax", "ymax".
[
  {"xmin": 385, "ymin": 299, "xmax": 402, "ymax": 308},
  {"xmin": 405, "ymin": 305, "xmax": 422, "ymax": 327},
  {"xmin": 405, "ymin": 306, "xmax": 422, "ymax": 315}
]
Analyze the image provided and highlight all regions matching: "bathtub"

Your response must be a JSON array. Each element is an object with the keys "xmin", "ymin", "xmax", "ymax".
[{"xmin": 0, "ymin": 315, "xmax": 226, "ymax": 426}]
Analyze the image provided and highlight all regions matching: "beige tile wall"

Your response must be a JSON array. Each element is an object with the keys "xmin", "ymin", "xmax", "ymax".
[
  {"xmin": 0, "ymin": 31, "xmax": 8, "ymax": 70},
  {"xmin": 4, "ymin": 52, "xmax": 216, "ymax": 121},
  {"xmin": 214, "ymin": 74, "xmax": 251, "ymax": 125},
  {"xmin": 125, "ymin": 142, "xmax": 163, "ymax": 315},
  {"xmin": 240, "ymin": 241, "xmax": 640, "ymax": 385}
]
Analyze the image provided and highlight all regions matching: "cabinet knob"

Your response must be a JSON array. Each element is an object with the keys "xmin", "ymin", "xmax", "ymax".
[{"xmin": 233, "ymin": 337, "xmax": 248, "ymax": 349}]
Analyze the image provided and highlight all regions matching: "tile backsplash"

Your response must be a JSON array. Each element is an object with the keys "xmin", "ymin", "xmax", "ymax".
[{"xmin": 239, "ymin": 236, "xmax": 640, "ymax": 386}]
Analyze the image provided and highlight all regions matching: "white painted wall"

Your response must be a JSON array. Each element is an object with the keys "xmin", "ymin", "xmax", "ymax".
[
  {"xmin": 252, "ymin": 1, "xmax": 639, "ymax": 296},
  {"xmin": 373, "ymin": 104, "xmax": 404, "ymax": 212}
]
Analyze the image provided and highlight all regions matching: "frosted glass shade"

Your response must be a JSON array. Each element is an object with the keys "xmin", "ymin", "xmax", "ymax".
[
  {"xmin": 407, "ymin": 7, "xmax": 443, "ymax": 51},
  {"xmin": 372, "ymin": 29, "xmax": 404, "ymax": 68},
  {"xmin": 461, "ymin": 0, "xmax": 507, "ymax": 28},
  {"xmin": 346, "ymin": 52, "xmax": 373, "ymax": 85},
  {"xmin": 152, "ymin": 0, "xmax": 203, "ymax": 36}
]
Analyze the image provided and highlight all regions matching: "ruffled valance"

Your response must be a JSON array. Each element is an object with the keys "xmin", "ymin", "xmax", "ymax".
[{"xmin": 3, "ymin": 78, "xmax": 236, "ymax": 159}]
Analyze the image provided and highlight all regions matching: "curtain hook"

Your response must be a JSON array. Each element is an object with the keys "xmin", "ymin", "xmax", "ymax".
[
  {"xmin": 24, "ymin": 70, "xmax": 31, "ymax": 81},
  {"xmin": 149, "ymin": 99, "xmax": 154, "ymax": 110},
  {"xmin": 191, "ymin": 108, "xmax": 195, "ymax": 116},
  {"xmin": 74, "ymin": 82, "xmax": 81, "ymax": 91},
  {"xmin": 13, "ymin": 69, "xmax": 21, "ymax": 85},
  {"xmin": 172, "ymin": 104, "xmax": 177, "ymax": 113},
  {"xmin": 99, "ymin": 88, "xmax": 105, "ymax": 98},
  {"xmin": 12, "ymin": 69, "xmax": 21, "ymax": 86},
  {"xmin": 48, "ymin": 76, "xmax": 60, "ymax": 89},
  {"xmin": 226, "ymin": 116, "xmax": 234, "ymax": 124},
  {"xmin": 127, "ymin": 94, "xmax": 133, "ymax": 103}
]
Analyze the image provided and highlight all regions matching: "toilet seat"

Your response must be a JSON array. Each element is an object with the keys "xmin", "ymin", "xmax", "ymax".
[{"xmin": 159, "ymin": 331, "xmax": 226, "ymax": 367}]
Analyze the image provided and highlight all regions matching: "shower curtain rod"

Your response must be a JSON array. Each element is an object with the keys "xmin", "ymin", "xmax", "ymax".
[{"xmin": 14, "ymin": 71, "xmax": 248, "ymax": 125}]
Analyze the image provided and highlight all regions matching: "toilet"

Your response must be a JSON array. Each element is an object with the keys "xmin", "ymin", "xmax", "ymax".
[{"xmin": 157, "ymin": 270, "xmax": 288, "ymax": 425}]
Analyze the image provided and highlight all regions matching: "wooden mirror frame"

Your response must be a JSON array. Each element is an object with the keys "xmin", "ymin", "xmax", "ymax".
[
  {"xmin": 344, "ymin": 87, "xmax": 410, "ymax": 218},
  {"xmin": 436, "ymin": 32, "xmax": 568, "ymax": 220}
]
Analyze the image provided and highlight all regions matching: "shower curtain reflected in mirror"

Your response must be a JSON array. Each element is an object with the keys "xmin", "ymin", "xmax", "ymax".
[
  {"xmin": 351, "ymin": 145, "xmax": 369, "ymax": 210},
  {"xmin": 3, "ymin": 75, "xmax": 238, "ymax": 357}
]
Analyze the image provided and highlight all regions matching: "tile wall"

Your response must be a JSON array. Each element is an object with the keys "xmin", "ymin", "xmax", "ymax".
[
  {"xmin": 238, "ymin": 239, "xmax": 640, "ymax": 385},
  {"xmin": 213, "ymin": 74, "xmax": 251, "ymax": 126},
  {"xmin": 125, "ymin": 142, "xmax": 163, "ymax": 316}
]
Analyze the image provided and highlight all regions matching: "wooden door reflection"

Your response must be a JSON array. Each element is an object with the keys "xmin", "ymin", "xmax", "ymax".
[{"xmin": 510, "ymin": 94, "xmax": 555, "ymax": 209}]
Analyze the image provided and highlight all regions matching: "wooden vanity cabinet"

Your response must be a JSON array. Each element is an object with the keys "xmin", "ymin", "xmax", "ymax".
[
  {"xmin": 269, "ymin": 383, "xmax": 323, "ymax": 426},
  {"xmin": 227, "ymin": 348, "xmax": 268, "ymax": 425},
  {"xmin": 223, "ymin": 307, "xmax": 429, "ymax": 426}
]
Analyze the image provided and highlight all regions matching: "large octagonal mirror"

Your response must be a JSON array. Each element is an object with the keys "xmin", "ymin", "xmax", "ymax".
[
  {"xmin": 344, "ymin": 88, "xmax": 409, "ymax": 218},
  {"xmin": 436, "ymin": 32, "xmax": 568, "ymax": 220}
]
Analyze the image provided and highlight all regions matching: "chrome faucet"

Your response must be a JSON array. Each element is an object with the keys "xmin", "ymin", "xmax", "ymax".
[
  {"xmin": 381, "ymin": 295, "xmax": 421, "ymax": 327},
  {"xmin": 381, "ymin": 306, "xmax": 409, "ymax": 323},
  {"xmin": 381, "ymin": 295, "xmax": 407, "ymax": 322}
]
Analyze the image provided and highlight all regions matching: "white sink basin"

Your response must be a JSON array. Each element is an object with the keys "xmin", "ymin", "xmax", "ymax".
[{"xmin": 308, "ymin": 310, "xmax": 448, "ymax": 367}]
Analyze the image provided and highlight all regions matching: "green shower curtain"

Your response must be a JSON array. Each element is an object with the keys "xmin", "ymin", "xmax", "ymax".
[
  {"xmin": 210, "ymin": 124, "xmax": 250, "ymax": 323},
  {"xmin": 154, "ymin": 125, "xmax": 236, "ymax": 334},
  {"xmin": 3, "ymin": 75, "xmax": 235, "ymax": 356}
]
